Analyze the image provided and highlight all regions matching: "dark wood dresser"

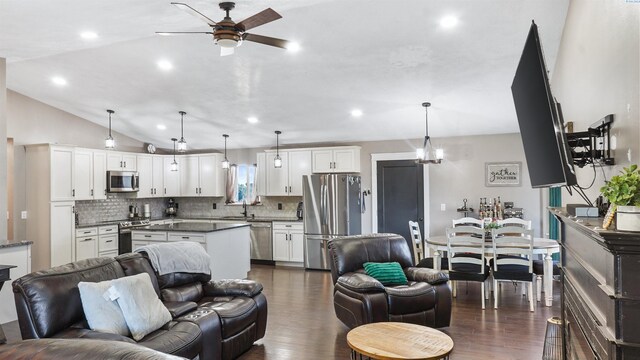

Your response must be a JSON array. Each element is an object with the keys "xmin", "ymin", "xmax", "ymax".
[{"xmin": 552, "ymin": 208, "xmax": 640, "ymax": 359}]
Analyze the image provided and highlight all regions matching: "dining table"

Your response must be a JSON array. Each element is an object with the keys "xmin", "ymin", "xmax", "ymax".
[{"xmin": 425, "ymin": 235, "xmax": 560, "ymax": 307}]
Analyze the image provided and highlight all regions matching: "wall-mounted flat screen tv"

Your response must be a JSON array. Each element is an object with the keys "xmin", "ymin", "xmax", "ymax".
[{"xmin": 511, "ymin": 21, "xmax": 577, "ymax": 188}]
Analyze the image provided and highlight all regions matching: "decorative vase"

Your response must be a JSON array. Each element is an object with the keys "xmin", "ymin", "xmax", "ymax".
[{"xmin": 616, "ymin": 206, "xmax": 640, "ymax": 232}]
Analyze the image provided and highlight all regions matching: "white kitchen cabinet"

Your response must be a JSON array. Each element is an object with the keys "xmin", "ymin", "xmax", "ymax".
[
  {"xmin": 272, "ymin": 222, "xmax": 304, "ymax": 262},
  {"xmin": 265, "ymin": 151, "xmax": 311, "ymax": 196},
  {"xmin": 50, "ymin": 146, "xmax": 74, "ymax": 201},
  {"xmin": 107, "ymin": 152, "xmax": 137, "ymax": 171},
  {"xmin": 137, "ymin": 155, "xmax": 164, "ymax": 198},
  {"xmin": 180, "ymin": 154, "xmax": 224, "ymax": 197},
  {"xmin": 74, "ymin": 149, "xmax": 107, "ymax": 200},
  {"xmin": 76, "ymin": 233, "xmax": 97, "ymax": 261},
  {"xmin": 51, "ymin": 202, "xmax": 75, "ymax": 267},
  {"xmin": 312, "ymin": 146, "xmax": 360, "ymax": 173},
  {"xmin": 163, "ymin": 156, "xmax": 181, "ymax": 197},
  {"xmin": 256, "ymin": 152, "xmax": 266, "ymax": 196},
  {"xmin": 131, "ymin": 241, "xmax": 150, "ymax": 252},
  {"xmin": 93, "ymin": 151, "xmax": 107, "ymax": 199},
  {"xmin": 98, "ymin": 232, "xmax": 118, "ymax": 256}
]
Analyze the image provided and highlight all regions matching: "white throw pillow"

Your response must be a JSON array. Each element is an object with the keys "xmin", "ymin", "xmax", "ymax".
[
  {"xmin": 108, "ymin": 273, "xmax": 172, "ymax": 341},
  {"xmin": 78, "ymin": 280, "xmax": 130, "ymax": 336}
]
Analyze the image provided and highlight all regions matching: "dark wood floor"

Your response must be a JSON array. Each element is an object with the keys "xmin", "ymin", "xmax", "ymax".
[{"xmin": 3, "ymin": 265, "xmax": 560, "ymax": 359}]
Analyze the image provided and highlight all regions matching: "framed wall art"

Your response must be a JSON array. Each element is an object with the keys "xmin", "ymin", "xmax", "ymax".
[{"xmin": 485, "ymin": 162, "xmax": 521, "ymax": 187}]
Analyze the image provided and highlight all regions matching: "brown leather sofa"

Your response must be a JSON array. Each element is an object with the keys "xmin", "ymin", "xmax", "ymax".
[
  {"xmin": 12, "ymin": 253, "xmax": 267, "ymax": 360},
  {"xmin": 328, "ymin": 233, "xmax": 451, "ymax": 329}
]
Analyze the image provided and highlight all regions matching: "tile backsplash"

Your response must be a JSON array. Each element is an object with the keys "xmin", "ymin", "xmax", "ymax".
[{"xmin": 75, "ymin": 194, "xmax": 301, "ymax": 225}]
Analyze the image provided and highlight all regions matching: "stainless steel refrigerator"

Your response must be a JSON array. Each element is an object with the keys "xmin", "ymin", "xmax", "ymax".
[{"xmin": 303, "ymin": 174, "xmax": 362, "ymax": 270}]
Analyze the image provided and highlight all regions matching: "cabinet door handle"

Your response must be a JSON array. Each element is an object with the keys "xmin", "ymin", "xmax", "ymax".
[
  {"xmin": 104, "ymin": 189, "xmax": 107, "ymax": 195},
  {"xmin": 83, "ymin": 231, "xmax": 91, "ymax": 234},
  {"xmin": 72, "ymin": 189, "xmax": 75, "ymax": 197},
  {"xmin": 144, "ymin": 235, "xmax": 152, "ymax": 238},
  {"xmin": 182, "ymin": 236, "xmax": 190, "ymax": 239},
  {"xmin": 289, "ymin": 186, "xmax": 292, "ymax": 193},
  {"xmin": 285, "ymin": 186, "xmax": 288, "ymax": 193},
  {"xmin": 120, "ymin": 161, "xmax": 123, "ymax": 168},
  {"xmin": 164, "ymin": 188, "xmax": 167, "ymax": 195},
  {"xmin": 105, "ymin": 240, "xmax": 113, "ymax": 243},
  {"xmin": 124, "ymin": 161, "xmax": 127, "ymax": 168},
  {"xmin": 105, "ymin": 229, "xmax": 112, "ymax": 232},
  {"xmin": 91, "ymin": 189, "xmax": 94, "ymax": 196},
  {"xmin": 81, "ymin": 238, "xmax": 93, "ymax": 242}
]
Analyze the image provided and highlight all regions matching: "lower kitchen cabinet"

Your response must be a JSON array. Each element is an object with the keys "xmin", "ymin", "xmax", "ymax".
[
  {"xmin": 75, "ymin": 225, "xmax": 119, "ymax": 261},
  {"xmin": 272, "ymin": 222, "xmax": 304, "ymax": 262}
]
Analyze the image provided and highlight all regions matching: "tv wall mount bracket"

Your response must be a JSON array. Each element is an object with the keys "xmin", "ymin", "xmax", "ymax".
[{"xmin": 566, "ymin": 114, "xmax": 615, "ymax": 168}]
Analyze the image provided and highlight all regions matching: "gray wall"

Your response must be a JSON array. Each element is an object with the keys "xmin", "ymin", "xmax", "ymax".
[
  {"xmin": 7, "ymin": 90, "xmax": 145, "ymax": 240},
  {"xmin": 0, "ymin": 59, "xmax": 6, "ymax": 239},
  {"xmin": 355, "ymin": 134, "xmax": 542, "ymax": 237},
  {"xmin": 551, "ymin": 0, "xmax": 640, "ymax": 203}
]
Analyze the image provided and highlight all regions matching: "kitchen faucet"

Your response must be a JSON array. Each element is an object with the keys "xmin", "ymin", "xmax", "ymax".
[{"xmin": 241, "ymin": 200, "xmax": 248, "ymax": 218}]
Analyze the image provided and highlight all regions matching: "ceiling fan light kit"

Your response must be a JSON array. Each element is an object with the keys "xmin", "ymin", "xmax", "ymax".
[
  {"xmin": 416, "ymin": 102, "xmax": 444, "ymax": 165},
  {"xmin": 159, "ymin": 2, "xmax": 290, "ymax": 56},
  {"xmin": 105, "ymin": 109, "xmax": 115, "ymax": 150}
]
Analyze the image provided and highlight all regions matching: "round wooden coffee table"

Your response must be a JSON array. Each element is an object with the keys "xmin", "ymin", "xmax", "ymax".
[{"xmin": 346, "ymin": 322, "xmax": 453, "ymax": 360}]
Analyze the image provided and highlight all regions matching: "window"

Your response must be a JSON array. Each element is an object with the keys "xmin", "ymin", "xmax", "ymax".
[{"xmin": 226, "ymin": 164, "xmax": 258, "ymax": 205}]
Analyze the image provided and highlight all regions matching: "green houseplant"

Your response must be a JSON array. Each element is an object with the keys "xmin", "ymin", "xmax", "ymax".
[{"xmin": 600, "ymin": 164, "xmax": 640, "ymax": 231}]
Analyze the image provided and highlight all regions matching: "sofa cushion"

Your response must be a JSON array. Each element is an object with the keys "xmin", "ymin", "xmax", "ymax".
[
  {"xmin": 385, "ymin": 282, "xmax": 436, "ymax": 315},
  {"xmin": 137, "ymin": 321, "xmax": 202, "ymax": 359},
  {"xmin": 78, "ymin": 279, "xmax": 129, "ymax": 336},
  {"xmin": 12, "ymin": 257, "xmax": 126, "ymax": 338},
  {"xmin": 199, "ymin": 297, "xmax": 258, "ymax": 338},
  {"xmin": 363, "ymin": 262, "xmax": 408, "ymax": 286},
  {"xmin": 115, "ymin": 253, "xmax": 161, "ymax": 297},
  {"xmin": 109, "ymin": 273, "xmax": 172, "ymax": 341},
  {"xmin": 161, "ymin": 283, "xmax": 204, "ymax": 302}
]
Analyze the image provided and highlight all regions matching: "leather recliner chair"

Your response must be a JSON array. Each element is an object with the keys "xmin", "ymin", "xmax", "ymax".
[{"xmin": 328, "ymin": 233, "xmax": 452, "ymax": 329}]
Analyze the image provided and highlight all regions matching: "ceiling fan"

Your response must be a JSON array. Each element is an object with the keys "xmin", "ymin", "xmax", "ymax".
[{"xmin": 157, "ymin": 2, "xmax": 291, "ymax": 56}]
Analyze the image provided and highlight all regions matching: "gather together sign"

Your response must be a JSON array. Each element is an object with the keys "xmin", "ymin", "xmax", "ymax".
[{"xmin": 485, "ymin": 162, "xmax": 521, "ymax": 187}]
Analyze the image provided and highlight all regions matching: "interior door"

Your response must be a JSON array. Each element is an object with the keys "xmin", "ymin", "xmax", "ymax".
[{"xmin": 376, "ymin": 160, "xmax": 424, "ymax": 254}]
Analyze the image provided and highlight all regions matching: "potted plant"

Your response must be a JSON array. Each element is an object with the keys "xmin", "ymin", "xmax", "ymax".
[{"xmin": 600, "ymin": 164, "xmax": 640, "ymax": 231}]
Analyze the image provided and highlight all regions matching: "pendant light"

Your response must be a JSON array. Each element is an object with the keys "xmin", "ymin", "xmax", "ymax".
[
  {"xmin": 274, "ymin": 130, "xmax": 282, "ymax": 168},
  {"xmin": 105, "ymin": 109, "xmax": 115, "ymax": 149},
  {"xmin": 221, "ymin": 134, "xmax": 230, "ymax": 169},
  {"xmin": 416, "ymin": 102, "xmax": 444, "ymax": 164},
  {"xmin": 177, "ymin": 111, "xmax": 187, "ymax": 152},
  {"xmin": 170, "ymin": 138, "xmax": 179, "ymax": 171}
]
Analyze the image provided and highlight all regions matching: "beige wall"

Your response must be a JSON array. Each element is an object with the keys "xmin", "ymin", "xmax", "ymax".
[
  {"xmin": 355, "ymin": 134, "xmax": 543, "ymax": 237},
  {"xmin": 0, "ymin": 59, "xmax": 7, "ymax": 240},
  {"xmin": 7, "ymin": 90, "xmax": 145, "ymax": 240},
  {"xmin": 551, "ymin": 0, "xmax": 640, "ymax": 203}
]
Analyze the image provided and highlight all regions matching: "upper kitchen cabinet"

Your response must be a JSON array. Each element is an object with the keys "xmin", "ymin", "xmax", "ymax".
[
  {"xmin": 180, "ymin": 154, "xmax": 224, "ymax": 197},
  {"xmin": 265, "ymin": 150, "xmax": 311, "ymax": 196},
  {"xmin": 137, "ymin": 154, "xmax": 164, "ymax": 198},
  {"xmin": 163, "ymin": 156, "xmax": 181, "ymax": 197},
  {"xmin": 107, "ymin": 152, "xmax": 137, "ymax": 171},
  {"xmin": 256, "ymin": 152, "xmax": 266, "ymax": 196},
  {"xmin": 73, "ymin": 149, "xmax": 107, "ymax": 200},
  {"xmin": 312, "ymin": 146, "xmax": 360, "ymax": 173},
  {"xmin": 49, "ymin": 146, "xmax": 75, "ymax": 201}
]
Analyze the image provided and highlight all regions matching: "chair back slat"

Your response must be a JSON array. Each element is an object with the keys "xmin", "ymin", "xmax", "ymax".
[
  {"xmin": 491, "ymin": 227, "xmax": 533, "ymax": 272},
  {"xmin": 408, "ymin": 220, "xmax": 424, "ymax": 264},
  {"xmin": 446, "ymin": 226, "xmax": 486, "ymax": 274},
  {"xmin": 452, "ymin": 217, "xmax": 485, "ymax": 228},
  {"xmin": 496, "ymin": 218, "xmax": 532, "ymax": 229}
]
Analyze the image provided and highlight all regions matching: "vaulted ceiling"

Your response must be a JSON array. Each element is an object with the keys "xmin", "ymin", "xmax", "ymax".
[{"xmin": 0, "ymin": 0, "xmax": 569, "ymax": 149}]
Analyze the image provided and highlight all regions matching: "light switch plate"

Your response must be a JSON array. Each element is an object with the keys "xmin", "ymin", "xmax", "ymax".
[
  {"xmin": 440, "ymin": 203, "xmax": 446, "ymax": 211},
  {"xmin": 21, "ymin": 211, "xmax": 28, "ymax": 219}
]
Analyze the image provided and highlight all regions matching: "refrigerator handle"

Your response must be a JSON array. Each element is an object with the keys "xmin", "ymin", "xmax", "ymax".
[{"xmin": 321, "ymin": 183, "xmax": 327, "ymax": 225}]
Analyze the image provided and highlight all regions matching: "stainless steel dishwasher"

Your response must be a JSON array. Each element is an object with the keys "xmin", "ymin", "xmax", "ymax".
[{"xmin": 250, "ymin": 222, "xmax": 273, "ymax": 261}]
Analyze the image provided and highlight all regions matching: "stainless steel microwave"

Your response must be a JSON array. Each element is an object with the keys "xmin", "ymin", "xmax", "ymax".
[{"xmin": 107, "ymin": 171, "xmax": 139, "ymax": 193}]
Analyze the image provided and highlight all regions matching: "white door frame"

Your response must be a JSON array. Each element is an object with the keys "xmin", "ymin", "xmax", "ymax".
[{"xmin": 371, "ymin": 152, "xmax": 430, "ymax": 237}]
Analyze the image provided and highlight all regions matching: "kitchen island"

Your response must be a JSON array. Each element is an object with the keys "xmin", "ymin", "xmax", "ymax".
[{"xmin": 131, "ymin": 222, "xmax": 250, "ymax": 280}]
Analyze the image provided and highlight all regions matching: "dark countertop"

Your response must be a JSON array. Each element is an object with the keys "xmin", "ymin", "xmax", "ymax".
[
  {"xmin": 77, "ymin": 216, "xmax": 301, "ymax": 228},
  {"xmin": 134, "ymin": 222, "xmax": 250, "ymax": 233},
  {"xmin": 0, "ymin": 240, "xmax": 33, "ymax": 249}
]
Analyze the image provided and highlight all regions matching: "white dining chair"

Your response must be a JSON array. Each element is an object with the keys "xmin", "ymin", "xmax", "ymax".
[
  {"xmin": 452, "ymin": 217, "xmax": 484, "ymax": 228},
  {"xmin": 446, "ymin": 226, "xmax": 490, "ymax": 309},
  {"xmin": 496, "ymin": 218, "xmax": 532, "ymax": 229},
  {"xmin": 491, "ymin": 226, "xmax": 536, "ymax": 312}
]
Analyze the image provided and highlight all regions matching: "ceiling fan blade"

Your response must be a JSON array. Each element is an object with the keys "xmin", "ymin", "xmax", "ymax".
[
  {"xmin": 171, "ymin": 2, "xmax": 217, "ymax": 26},
  {"xmin": 220, "ymin": 47, "xmax": 235, "ymax": 56},
  {"xmin": 243, "ymin": 33, "xmax": 289, "ymax": 49},
  {"xmin": 156, "ymin": 31, "xmax": 213, "ymax": 36},
  {"xmin": 235, "ymin": 8, "xmax": 282, "ymax": 32}
]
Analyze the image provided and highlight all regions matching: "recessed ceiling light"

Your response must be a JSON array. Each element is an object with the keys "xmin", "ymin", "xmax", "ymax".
[
  {"xmin": 157, "ymin": 60, "xmax": 173, "ymax": 71},
  {"xmin": 351, "ymin": 109, "xmax": 363, "ymax": 118},
  {"xmin": 157, "ymin": 124, "xmax": 167, "ymax": 130},
  {"xmin": 440, "ymin": 16, "xmax": 459, "ymax": 29},
  {"xmin": 80, "ymin": 31, "xmax": 98, "ymax": 40},
  {"xmin": 247, "ymin": 117, "xmax": 259, "ymax": 124},
  {"xmin": 51, "ymin": 76, "xmax": 67, "ymax": 86},
  {"xmin": 286, "ymin": 42, "xmax": 301, "ymax": 53}
]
